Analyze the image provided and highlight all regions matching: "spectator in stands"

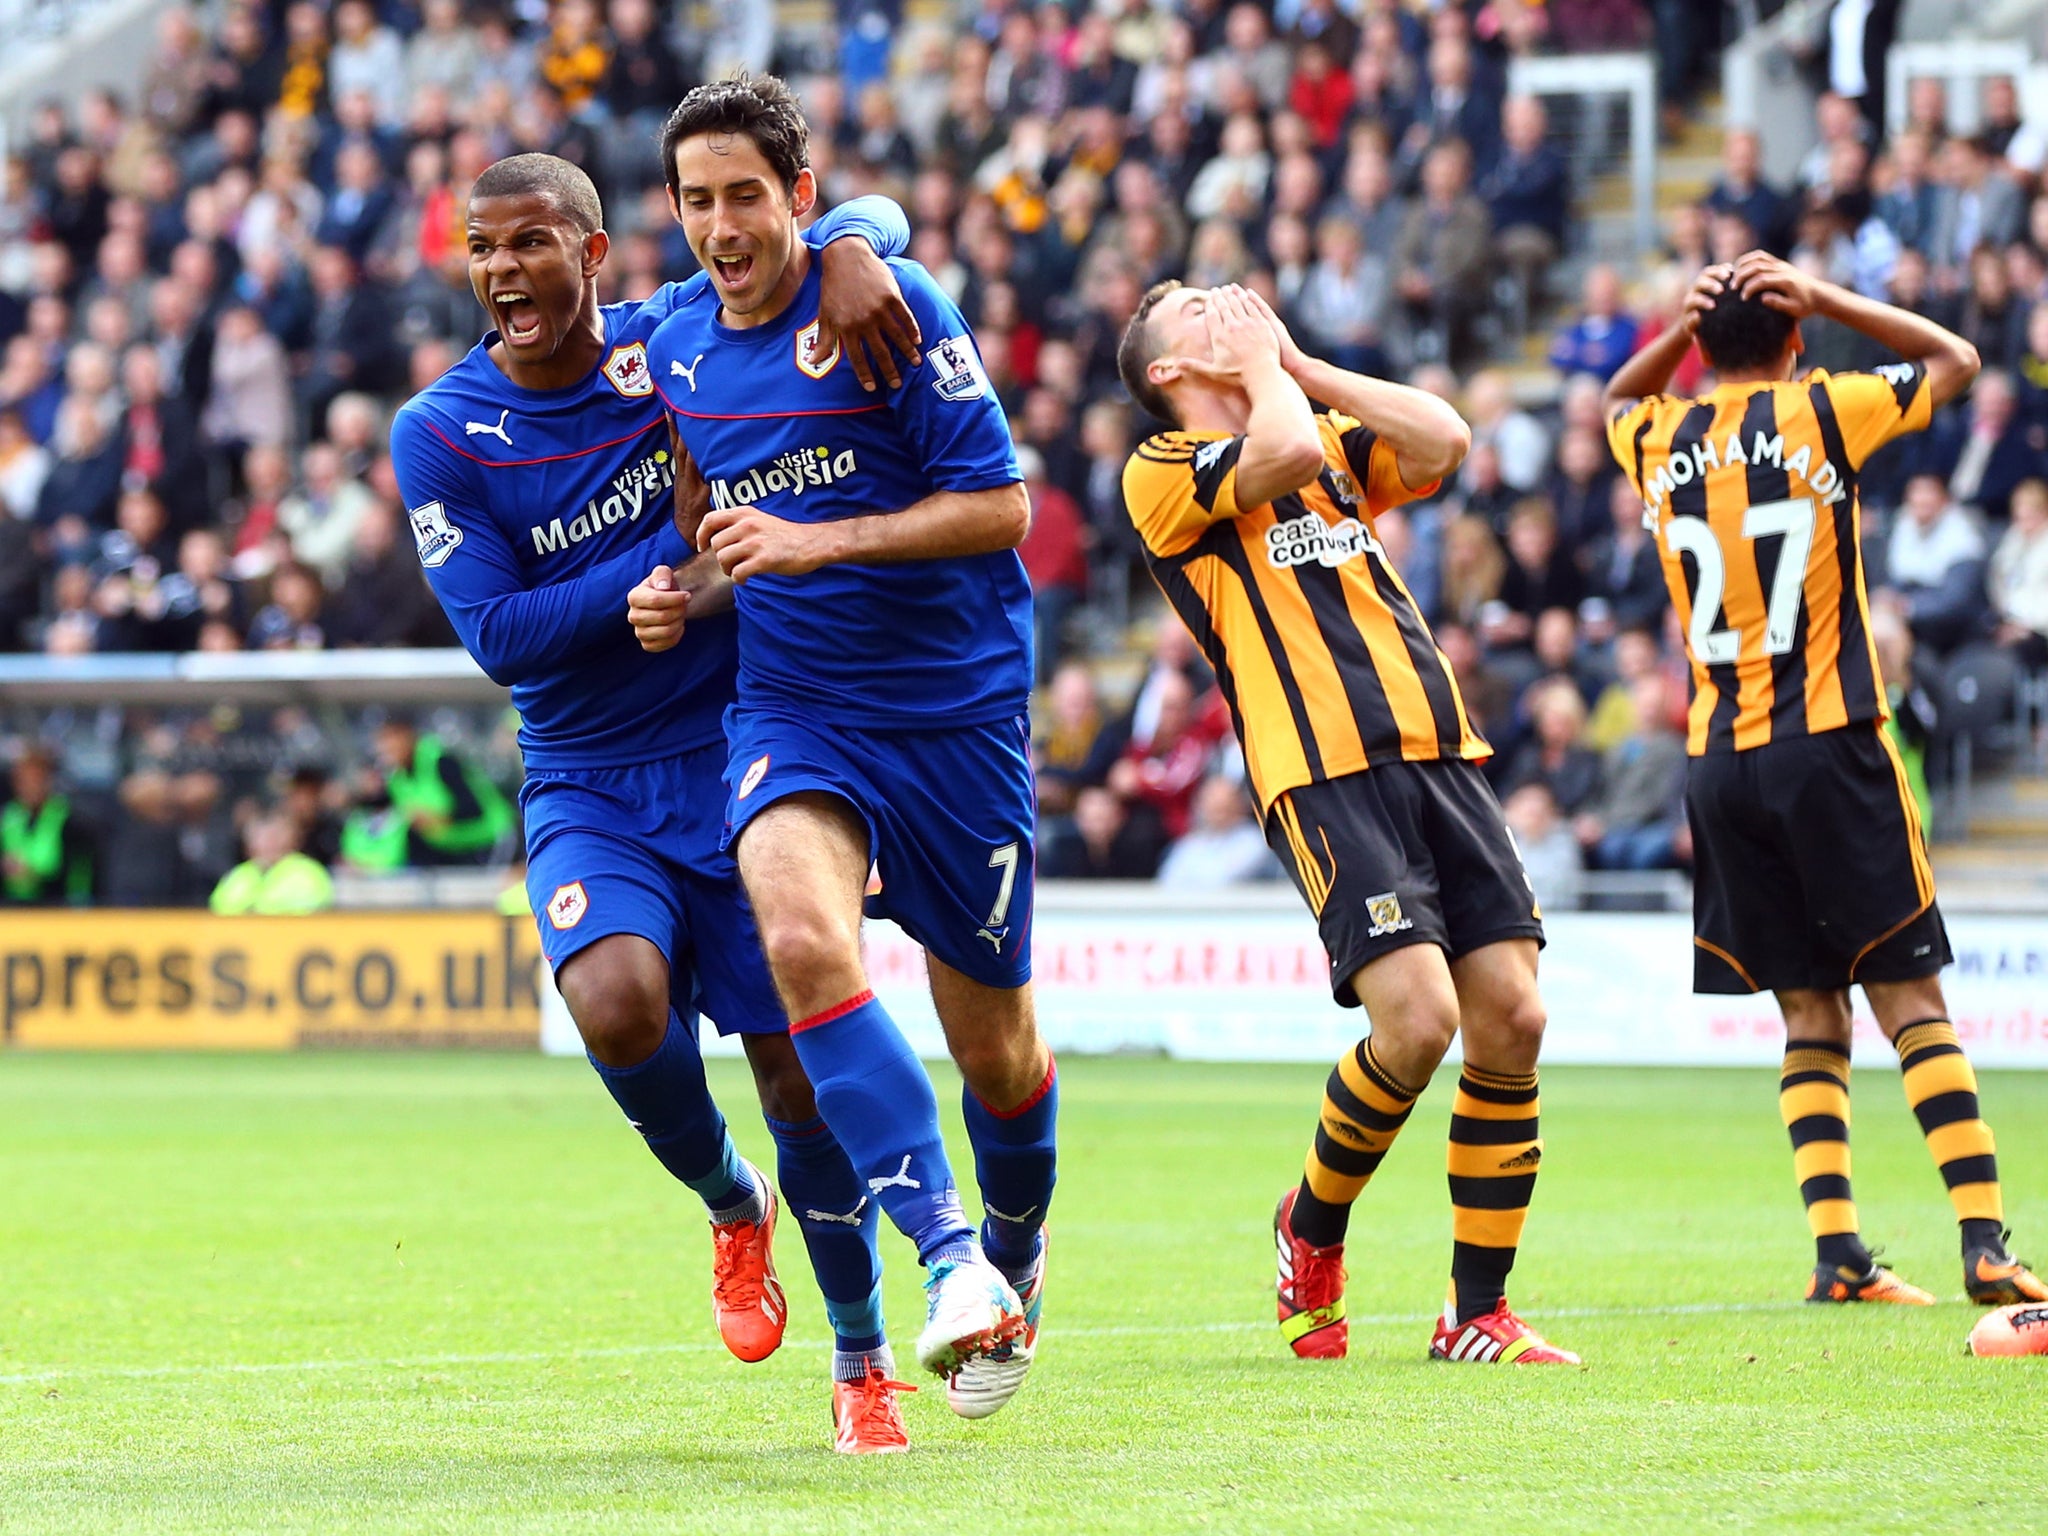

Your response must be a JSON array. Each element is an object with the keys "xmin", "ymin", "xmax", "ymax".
[
  {"xmin": 1799, "ymin": 90, "xmax": 1873, "ymax": 195},
  {"xmin": 1437, "ymin": 512, "xmax": 1505, "ymax": 630},
  {"xmin": 1548, "ymin": 423, "xmax": 1617, "ymax": 553},
  {"xmin": 1881, "ymin": 473, "xmax": 1987, "ymax": 656},
  {"xmin": 1326, "ymin": 139, "xmax": 1405, "ymax": 262},
  {"xmin": 1582, "ymin": 473, "xmax": 1668, "ymax": 634},
  {"xmin": 346, "ymin": 716, "xmax": 513, "ymax": 870},
  {"xmin": 1463, "ymin": 369, "xmax": 1550, "ymax": 496},
  {"xmin": 36, "ymin": 395, "xmax": 123, "ymax": 529},
  {"xmin": 1501, "ymin": 781, "xmax": 1581, "ymax": 912},
  {"xmin": 1585, "ymin": 626, "xmax": 1668, "ymax": 754},
  {"xmin": 1706, "ymin": 129, "xmax": 1791, "ymax": 256},
  {"xmin": 278, "ymin": 442, "xmax": 375, "ymax": 587},
  {"xmin": 1876, "ymin": 129, "xmax": 1942, "ymax": 258},
  {"xmin": 1035, "ymin": 661, "xmax": 1126, "ymax": 820},
  {"xmin": 1016, "ymin": 445, "xmax": 1090, "ymax": 681},
  {"xmin": 1503, "ymin": 677, "xmax": 1602, "ymax": 816},
  {"xmin": 1573, "ymin": 671, "xmax": 1687, "ymax": 870},
  {"xmin": 105, "ymin": 762, "xmax": 226, "ymax": 905},
  {"xmin": 300, "ymin": 245, "xmax": 397, "ymax": 438},
  {"xmin": 1294, "ymin": 214, "xmax": 1389, "ymax": 374},
  {"xmin": 1398, "ymin": 34, "xmax": 1499, "ymax": 181},
  {"xmin": 0, "ymin": 746, "xmax": 96, "ymax": 906},
  {"xmin": 328, "ymin": 499, "xmax": 452, "ymax": 650},
  {"xmin": 1108, "ymin": 666, "xmax": 1230, "ymax": 846},
  {"xmin": 1392, "ymin": 138, "xmax": 1491, "ymax": 367},
  {"xmin": 1492, "ymin": 498, "xmax": 1583, "ymax": 651},
  {"xmin": 1990, "ymin": 476, "xmax": 2048, "ymax": 668},
  {"xmin": 1481, "ymin": 94, "xmax": 1569, "ymax": 313},
  {"xmin": 1548, "ymin": 264, "xmax": 1640, "ymax": 383},
  {"xmin": 1959, "ymin": 245, "xmax": 2028, "ymax": 374},
  {"xmin": 1040, "ymin": 784, "xmax": 1164, "ymax": 880},
  {"xmin": 330, "ymin": 0, "xmax": 407, "ymax": 127},
  {"xmin": 1931, "ymin": 137, "xmax": 2024, "ymax": 280},
  {"xmin": 1156, "ymin": 775, "xmax": 1277, "ymax": 889},
  {"xmin": 246, "ymin": 561, "xmax": 328, "ymax": 651},
  {"xmin": 116, "ymin": 343, "xmax": 206, "ymax": 533},
  {"xmin": 209, "ymin": 805, "xmax": 335, "ymax": 914},
  {"xmin": 1914, "ymin": 369, "xmax": 2043, "ymax": 522}
]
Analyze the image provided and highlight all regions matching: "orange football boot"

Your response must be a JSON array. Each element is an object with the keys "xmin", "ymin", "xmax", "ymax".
[{"xmin": 710, "ymin": 1186, "xmax": 787, "ymax": 1362}]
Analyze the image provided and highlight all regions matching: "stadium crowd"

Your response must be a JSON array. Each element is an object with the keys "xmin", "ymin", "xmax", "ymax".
[{"xmin": 1, "ymin": 0, "xmax": 2046, "ymax": 905}]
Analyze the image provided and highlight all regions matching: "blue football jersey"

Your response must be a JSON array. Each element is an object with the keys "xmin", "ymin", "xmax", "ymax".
[
  {"xmin": 391, "ymin": 199, "xmax": 910, "ymax": 771},
  {"xmin": 647, "ymin": 257, "xmax": 1031, "ymax": 729}
]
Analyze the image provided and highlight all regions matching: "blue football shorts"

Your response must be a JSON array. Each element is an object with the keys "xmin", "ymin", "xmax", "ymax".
[
  {"xmin": 521, "ymin": 739, "xmax": 787, "ymax": 1036},
  {"xmin": 721, "ymin": 706, "xmax": 1035, "ymax": 989}
]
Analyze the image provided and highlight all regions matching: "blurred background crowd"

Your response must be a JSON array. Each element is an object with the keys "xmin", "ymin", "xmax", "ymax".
[{"xmin": 3, "ymin": 0, "xmax": 2048, "ymax": 908}]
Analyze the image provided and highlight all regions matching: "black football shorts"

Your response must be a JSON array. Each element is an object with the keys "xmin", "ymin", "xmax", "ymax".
[
  {"xmin": 1265, "ymin": 760, "xmax": 1545, "ymax": 1007},
  {"xmin": 1686, "ymin": 722, "xmax": 1950, "ymax": 995}
]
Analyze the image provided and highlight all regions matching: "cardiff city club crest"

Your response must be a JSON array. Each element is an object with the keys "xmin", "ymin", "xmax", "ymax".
[
  {"xmin": 602, "ymin": 342, "xmax": 654, "ymax": 398},
  {"xmin": 795, "ymin": 321, "xmax": 840, "ymax": 380},
  {"xmin": 547, "ymin": 881, "xmax": 589, "ymax": 930},
  {"xmin": 408, "ymin": 500, "xmax": 463, "ymax": 567}
]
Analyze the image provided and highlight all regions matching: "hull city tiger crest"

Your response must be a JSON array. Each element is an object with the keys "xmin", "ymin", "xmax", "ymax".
[{"xmin": 602, "ymin": 342, "xmax": 655, "ymax": 398}]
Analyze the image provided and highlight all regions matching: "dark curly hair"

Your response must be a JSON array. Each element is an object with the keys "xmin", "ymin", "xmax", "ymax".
[
  {"xmin": 1693, "ymin": 275, "xmax": 1798, "ymax": 373},
  {"xmin": 660, "ymin": 73, "xmax": 810, "ymax": 202}
]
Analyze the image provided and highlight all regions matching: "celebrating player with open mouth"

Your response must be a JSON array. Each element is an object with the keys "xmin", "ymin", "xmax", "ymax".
[
  {"xmin": 1605, "ymin": 254, "xmax": 2045, "ymax": 1308},
  {"xmin": 632, "ymin": 74, "xmax": 1056, "ymax": 1426},
  {"xmin": 391, "ymin": 152, "xmax": 934, "ymax": 1452},
  {"xmin": 1117, "ymin": 283, "xmax": 1580, "ymax": 1366}
]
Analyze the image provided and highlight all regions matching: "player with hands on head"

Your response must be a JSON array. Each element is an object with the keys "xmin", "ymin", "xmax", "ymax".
[
  {"xmin": 1119, "ymin": 280, "xmax": 1581, "ymax": 1368},
  {"xmin": 1605, "ymin": 250, "xmax": 2043, "ymax": 1309},
  {"xmin": 643, "ymin": 74, "xmax": 1058, "ymax": 1428},
  {"xmin": 391, "ymin": 150, "xmax": 932, "ymax": 1453}
]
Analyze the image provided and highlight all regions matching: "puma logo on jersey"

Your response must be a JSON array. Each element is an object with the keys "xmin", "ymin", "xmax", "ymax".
[
  {"xmin": 976, "ymin": 925, "xmax": 1008, "ymax": 954},
  {"xmin": 867, "ymin": 1155, "xmax": 922, "ymax": 1193},
  {"xmin": 464, "ymin": 408, "xmax": 514, "ymax": 447},
  {"xmin": 670, "ymin": 353, "xmax": 705, "ymax": 392}
]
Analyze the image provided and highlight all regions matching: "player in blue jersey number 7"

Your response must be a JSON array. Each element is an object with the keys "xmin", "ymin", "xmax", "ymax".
[
  {"xmin": 631, "ymin": 76, "xmax": 1056, "ymax": 1421},
  {"xmin": 391, "ymin": 152, "xmax": 929, "ymax": 1453}
]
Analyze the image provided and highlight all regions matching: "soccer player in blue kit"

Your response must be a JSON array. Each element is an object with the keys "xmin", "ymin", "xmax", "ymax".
[
  {"xmin": 633, "ymin": 76, "xmax": 1057, "ymax": 1422},
  {"xmin": 390, "ymin": 152, "xmax": 931, "ymax": 1453}
]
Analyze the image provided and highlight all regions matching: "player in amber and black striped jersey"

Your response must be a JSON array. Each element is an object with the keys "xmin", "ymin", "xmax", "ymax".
[
  {"xmin": 1119, "ymin": 280, "xmax": 1578, "ymax": 1369},
  {"xmin": 1605, "ymin": 251, "xmax": 2044, "ymax": 1309}
]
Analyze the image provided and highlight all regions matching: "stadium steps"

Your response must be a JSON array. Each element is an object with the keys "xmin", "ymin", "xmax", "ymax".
[{"xmin": 1935, "ymin": 775, "xmax": 2048, "ymax": 903}]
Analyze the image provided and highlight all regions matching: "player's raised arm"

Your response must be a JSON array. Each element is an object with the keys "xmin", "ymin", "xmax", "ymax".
[
  {"xmin": 1244, "ymin": 289, "xmax": 1470, "ymax": 491},
  {"xmin": 392, "ymin": 409, "xmax": 692, "ymax": 685},
  {"xmin": 1602, "ymin": 263, "xmax": 1730, "ymax": 418},
  {"xmin": 1727, "ymin": 250, "xmax": 1981, "ymax": 406}
]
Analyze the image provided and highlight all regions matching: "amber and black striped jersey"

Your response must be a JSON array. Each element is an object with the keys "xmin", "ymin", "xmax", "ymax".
[
  {"xmin": 1606, "ymin": 362, "xmax": 1933, "ymax": 755},
  {"xmin": 1121, "ymin": 412, "xmax": 1488, "ymax": 815}
]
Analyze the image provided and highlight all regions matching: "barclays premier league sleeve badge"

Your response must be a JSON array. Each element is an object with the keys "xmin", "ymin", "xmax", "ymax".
[
  {"xmin": 929, "ymin": 335, "xmax": 991, "ymax": 403},
  {"xmin": 409, "ymin": 501, "xmax": 464, "ymax": 567}
]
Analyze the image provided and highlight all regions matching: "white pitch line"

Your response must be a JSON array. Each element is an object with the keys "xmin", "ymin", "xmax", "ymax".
[{"xmin": 0, "ymin": 1300, "xmax": 1819, "ymax": 1388}]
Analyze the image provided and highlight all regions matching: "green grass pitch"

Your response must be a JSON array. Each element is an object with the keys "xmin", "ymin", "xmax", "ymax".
[{"xmin": 3, "ymin": 1052, "xmax": 2045, "ymax": 1534}]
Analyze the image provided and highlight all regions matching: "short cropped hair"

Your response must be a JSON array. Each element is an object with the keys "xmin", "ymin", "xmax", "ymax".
[
  {"xmin": 468, "ymin": 153, "xmax": 603, "ymax": 234},
  {"xmin": 1693, "ymin": 273, "xmax": 1797, "ymax": 373},
  {"xmin": 660, "ymin": 73, "xmax": 810, "ymax": 200},
  {"xmin": 1116, "ymin": 279, "xmax": 1184, "ymax": 427}
]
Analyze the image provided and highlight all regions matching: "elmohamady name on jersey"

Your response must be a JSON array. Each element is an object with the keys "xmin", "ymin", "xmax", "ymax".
[{"xmin": 1607, "ymin": 362, "xmax": 1931, "ymax": 756}]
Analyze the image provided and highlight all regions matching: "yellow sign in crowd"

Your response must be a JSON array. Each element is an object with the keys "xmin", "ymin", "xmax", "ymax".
[{"xmin": 0, "ymin": 912, "xmax": 544, "ymax": 1049}]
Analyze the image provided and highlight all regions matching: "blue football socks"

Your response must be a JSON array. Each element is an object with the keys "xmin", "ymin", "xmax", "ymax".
[
  {"xmin": 962, "ymin": 1055, "xmax": 1059, "ymax": 1278},
  {"xmin": 587, "ymin": 1007, "xmax": 756, "ymax": 1214},
  {"xmin": 765, "ymin": 1112, "xmax": 886, "ymax": 1353},
  {"xmin": 788, "ymin": 989, "xmax": 973, "ymax": 1264}
]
